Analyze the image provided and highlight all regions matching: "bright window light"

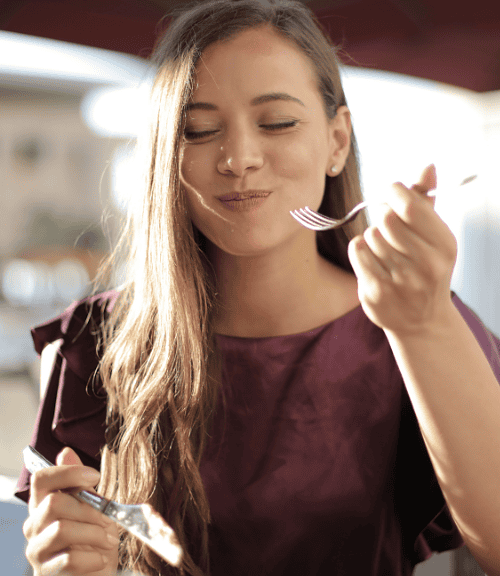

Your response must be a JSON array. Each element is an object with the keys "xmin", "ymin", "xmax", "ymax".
[
  {"xmin": 0, "ymin": 30, "xmax": 150, "ymax": 88},
  {"xmin": 111, "ymin": 143, "xmax": 141, "ymax": 210},
  {"xmin": 341, "ymin": 67, "xmax": 483, "ymax": 208},
  {"xmin": 81, "ymin": 84, "xmax": 152, "ymax": 138}
]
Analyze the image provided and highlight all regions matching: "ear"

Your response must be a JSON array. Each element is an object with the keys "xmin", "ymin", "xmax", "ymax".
[{"xmin": 326, "ymin": 105, "xmax": 351, "ymax": 177}]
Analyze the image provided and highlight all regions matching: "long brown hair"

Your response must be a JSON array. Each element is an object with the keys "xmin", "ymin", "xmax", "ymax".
[{"xmin": 95, "ymin": 1, "xmax": 368, "ymax": 575}]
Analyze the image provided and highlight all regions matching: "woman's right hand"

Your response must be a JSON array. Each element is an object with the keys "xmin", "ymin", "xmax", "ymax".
[{"xmin": 23, "ymin": 447, "xmax": 120, "ymax": 575}]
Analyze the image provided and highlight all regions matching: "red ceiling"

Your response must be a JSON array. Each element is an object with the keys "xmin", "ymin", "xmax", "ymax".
[
  {"xmin": 1, "ymin": 0, "xmax": 500, "ymax": 92},
  {"xmin": 0, "ymin": 0, "xmax": 162, "ymax": 58}
]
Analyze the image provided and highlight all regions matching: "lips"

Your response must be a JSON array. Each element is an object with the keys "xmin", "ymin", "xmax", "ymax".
[
  {"xmin": 216, "ymin": 190, "xmax": 272, "ymax": 213},
  {"xmin": 216, "ymin": 190, "xmax": 272, "ymax": 201}
]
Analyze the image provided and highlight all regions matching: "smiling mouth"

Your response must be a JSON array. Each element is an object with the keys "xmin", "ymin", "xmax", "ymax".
[{"xmin": 216, "ymin": 190, "xmax": 272, "ymax": 201}]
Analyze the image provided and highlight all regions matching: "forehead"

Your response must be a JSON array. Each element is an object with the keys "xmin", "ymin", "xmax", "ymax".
[{"xmin": 192, "ymin": 25, "xmax": 319, "ymax": 101}]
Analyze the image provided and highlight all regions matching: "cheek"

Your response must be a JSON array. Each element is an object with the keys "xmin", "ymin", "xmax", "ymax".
[
  {"xmin": 279, "ymin": 128, "xmax": 325, "ymax": 168},
  {"xmin": 184, "ymin": 191, "xmax": 229, "ymax": 254},
  {"xmin": 181, "ymin": 154, "xmax": 211, "ymax": 184},
  {"xmin": 180, "ymin": 154, "xmax": 216, "ymax": 218},
  {"xmin": 180, "ymin": 158, "xmax": 233, "ymax": 245},
  {"xmin": 273, "ymin": 137, "xmax": 327, "ymax": 198}
]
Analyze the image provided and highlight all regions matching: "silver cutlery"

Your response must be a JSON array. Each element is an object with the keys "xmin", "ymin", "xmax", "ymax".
[
  {"xmin": 23, "ymin": 445, "xmax": 183, "ymax": 568},
  {"xmin": 290, "ymin": 175, "xmax": 477, "ymax": 231}
]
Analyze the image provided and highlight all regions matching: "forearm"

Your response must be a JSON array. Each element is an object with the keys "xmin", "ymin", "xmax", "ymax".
[{"xmin": 385, "ymin": 304, "xmax": 500, "ymax": 574}]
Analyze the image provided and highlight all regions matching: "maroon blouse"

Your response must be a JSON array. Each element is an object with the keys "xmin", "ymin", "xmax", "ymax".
[{"xmin": 16, "ymin": 290, "xmax": 500, "ymax": 575}]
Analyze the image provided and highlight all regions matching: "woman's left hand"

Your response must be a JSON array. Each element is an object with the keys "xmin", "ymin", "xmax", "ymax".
[{"xmin": 348, "ymin": 164, "xmax": 458, "ymax": 335}]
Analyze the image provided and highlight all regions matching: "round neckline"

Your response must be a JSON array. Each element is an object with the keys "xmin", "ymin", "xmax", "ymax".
[{"xmin": 214, "ymin": 302, "xmax": 364, "ymax": 342}]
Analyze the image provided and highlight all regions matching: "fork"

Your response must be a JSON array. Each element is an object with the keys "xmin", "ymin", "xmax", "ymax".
[
  {"xmin": 290, "ymin": 175, "xmax": 477, "ymax": 231},
  {"xmin": 23, "ymin": 445, "xmax": 183, "ymax": 567}
]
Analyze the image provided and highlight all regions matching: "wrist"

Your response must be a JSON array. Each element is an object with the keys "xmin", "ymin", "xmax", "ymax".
[{"xmin": 383, "ymin": 297, "xmax": 458, "ymax": 341}]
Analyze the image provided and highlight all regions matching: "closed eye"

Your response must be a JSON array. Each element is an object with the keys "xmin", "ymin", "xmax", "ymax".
[
  {"xmin": 184, "ymin": 120, "xmax": 299, "ymax": 141},
  {"xmin": 262, "ymin": 120, "xmax": 299, "ymax": 131},
  {"xmin": 184, "ymin": 129, "xmax": 218, "ymax": 140}
]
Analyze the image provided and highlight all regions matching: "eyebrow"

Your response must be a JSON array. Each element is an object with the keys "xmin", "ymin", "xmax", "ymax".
[{"xmin": 184, "ymin": 92, "xmax": 305, "ymax": 112}]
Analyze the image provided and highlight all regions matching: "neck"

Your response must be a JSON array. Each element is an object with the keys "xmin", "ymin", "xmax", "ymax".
[{"xmin": 206, "ymin": 230, "xmax": 356, "ymax": 338}]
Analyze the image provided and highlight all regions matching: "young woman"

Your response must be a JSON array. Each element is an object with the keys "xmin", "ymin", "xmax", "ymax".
[{"xmin": 16, "ymin": 1, "xmax": 500, "ymax": 575}]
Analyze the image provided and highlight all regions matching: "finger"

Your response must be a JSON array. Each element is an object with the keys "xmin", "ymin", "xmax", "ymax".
[
  {"xmin": 25, "ymin": 490, "xmax": 112, "ymax": 540},
  {"xmin": 411, "ymin": 164, "xmax": 437, "ymax": 210},
  {"xmin": 348, "ymin": 235, "xmax": 390, "ymax": 284},
  {"xmin": 32, "ymin": 548, "xmax": 110, "ymax": 576},
  {"xmin": 55, "ymin": 448, "xmax": 106, "ymax": 499},
  {"xmin": 362, "ymin": 224, "xmax": 434, "ymax": 291},
  {"xmin": 383, "ymin": 182, "xmax": 451, "ymax": 249},
  {"xmin": 29, "ymin": 464, "xmax": 101, "ymax": 512},
  {"xmin": 26, "ymin": 519, "xmax": 118, "ymax": 565},
  {"xmin": 56, "ymin": 446, "xmax": 84, "ymax": 467},
  {"xmin": 373, "ymin": 204, "xmax": 434, "ymax": 261},
  {"xmin": 363, "ymin": 225, "xmax": 411, "ymax": 274},
  {"xmin": 411, "ymin": 163, "xmax": 437, "ymax": 195}
]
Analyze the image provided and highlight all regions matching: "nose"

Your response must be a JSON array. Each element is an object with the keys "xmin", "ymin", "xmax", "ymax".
[{"xmin": 217, "ymin": 126, "xmax": 264, "ymax": 176}]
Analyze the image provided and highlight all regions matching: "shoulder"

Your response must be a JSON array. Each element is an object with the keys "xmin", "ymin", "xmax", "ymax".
[
  {"xmin": 32, "ymin": 289, "xmax": 122, "ymax": 385},
  {"xmin": 55, "ymin": 289, "xmax": 121, "ymax": 340},
  {"xmin": 18, "ymin": 292, "xmax": 120, "ymax": 494},
  {"xmin": 32, "ymin": 289, "xmax": 121, "ymax": 353}
]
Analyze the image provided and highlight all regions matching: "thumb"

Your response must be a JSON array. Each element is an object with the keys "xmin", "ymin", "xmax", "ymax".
[
  {"xmin": 411, "ymin": 163, "xmax": 437, "ymax": 208},
  {"xmin": 56, "ymin": 446, "xmax": 83, "ymax": 467},
  {"xmin": 411, "ymin": 163, "xmax": 437, "ymax": 195},
  {"xmin": 55, "ymin": 447, "xmax": 101, "ymax": 495}
]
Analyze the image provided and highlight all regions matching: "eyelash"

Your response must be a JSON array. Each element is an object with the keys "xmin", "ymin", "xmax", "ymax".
[{"xmin": 184, "ymin": 120, "xmax": 299, "ymax": 141}]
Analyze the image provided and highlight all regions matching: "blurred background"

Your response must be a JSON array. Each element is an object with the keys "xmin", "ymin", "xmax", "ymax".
[{"xmin": 0, "ymin": 0, "xmax": 499, "ymax": 574}]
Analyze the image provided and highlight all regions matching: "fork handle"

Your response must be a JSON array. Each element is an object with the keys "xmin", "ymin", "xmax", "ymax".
[{"xmin": 75, "ymin": 488, "xmax": 112, "ymax": 513}]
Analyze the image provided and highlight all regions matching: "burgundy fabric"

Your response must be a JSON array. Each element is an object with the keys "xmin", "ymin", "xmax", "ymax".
[{"xmin": 16, "ymin": 290, "xmax": 500, "ymax": 575}]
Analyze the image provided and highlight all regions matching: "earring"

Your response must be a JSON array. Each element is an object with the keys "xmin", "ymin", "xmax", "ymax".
[{"xmin": 331, "ymin": 165, "xmax": 337, "ymax": 174}]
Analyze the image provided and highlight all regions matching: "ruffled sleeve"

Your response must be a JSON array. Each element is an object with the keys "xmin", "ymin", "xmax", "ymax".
[
  {"xmin": 396, "ymin": 291, "xmax": 500, "ymax": 567},
  {"xmin": 15, "ymin": 290, "xmax": 120, "ymax": 504}
]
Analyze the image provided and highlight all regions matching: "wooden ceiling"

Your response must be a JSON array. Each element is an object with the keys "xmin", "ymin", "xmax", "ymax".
[{"xmin": 1, "ymin": 0, "xmax": 500, "ymax": 91}]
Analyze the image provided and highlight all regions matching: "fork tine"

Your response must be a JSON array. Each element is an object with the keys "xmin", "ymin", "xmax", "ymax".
[
  {"xmin": 298, "ymin": 207, "xmax": 338, "ymax": 227},
  {"xmin": 303, "ymin": 207, "xmax": 338, "ymax": 225},
  {"xmin": 292, "ymin": 209, "xmax": 322, "ymax": 228},
  {"xmin": 290, "ymin": 210, "xmax": 315, "ymax": 229},
  {"xmin": 290, "ymin": 209, "xmax": 331, "ymax": 230},
  {"xmin": 297, "ymin": 209, "xmax": 324, "ymax": 226},
  {"xmin": 298, "ymin": 208, "xmax": 327, "ymax": 224},
  {"xmin": 299, "ymin": 201, "xmax": 370, "ymax": 229}
]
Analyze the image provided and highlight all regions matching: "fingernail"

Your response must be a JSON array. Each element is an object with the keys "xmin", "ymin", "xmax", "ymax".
[
  {"xmin": 107, "ymin": 533, "xmax": 120, "ymax": 546},
  {"xmin": 82, "ymin": 469, "xmax": 100, "ymax": 483}
]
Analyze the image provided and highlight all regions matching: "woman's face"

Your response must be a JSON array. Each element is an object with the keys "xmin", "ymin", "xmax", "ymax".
[{"xmin": 180, "ymin": 24, "xmax": 350, "ymax": 257}]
